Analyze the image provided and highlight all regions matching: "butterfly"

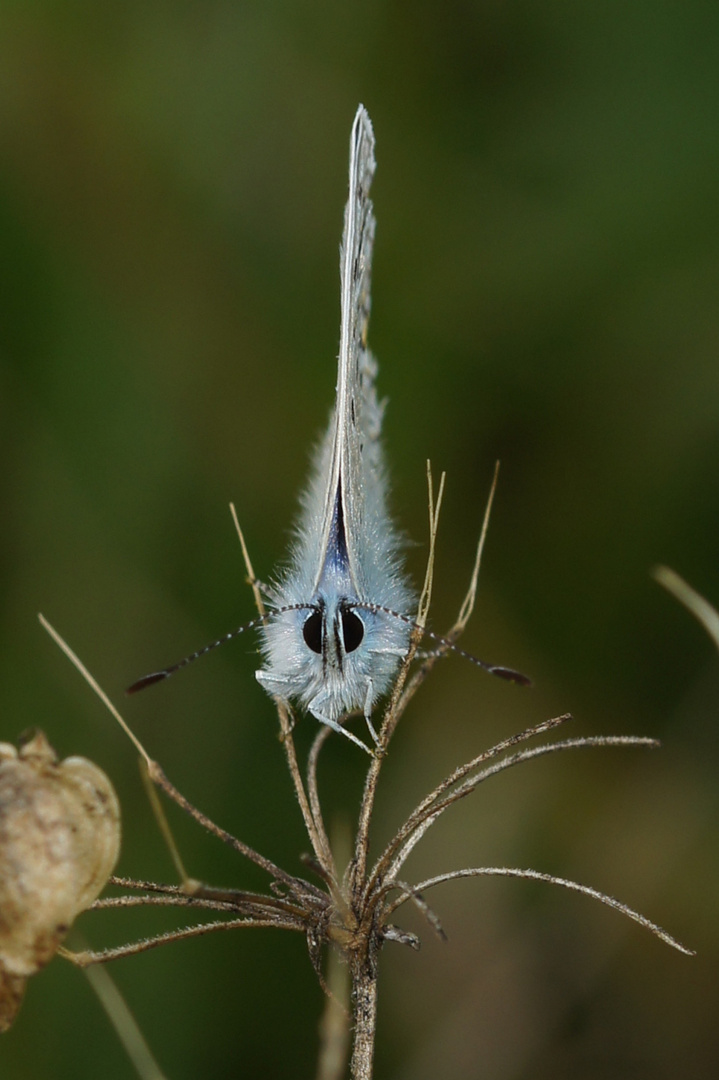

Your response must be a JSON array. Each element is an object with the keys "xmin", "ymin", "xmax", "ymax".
[
  {"xmin": 254, "ymin": 105, "xmax": 414, "ymax": 752},
  {"xmin": 128, "ymin": 106, "xmax": 528, "ymax": 751}
]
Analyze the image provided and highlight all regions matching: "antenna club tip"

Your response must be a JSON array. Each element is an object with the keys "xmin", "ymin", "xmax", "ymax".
[
  {"xmin": 492, "ymin": 667, "xmax": 532, "ymax": 687},
  {"xmin": 126, "ymin": 672, "xmax": 168, "ymax": 695}
]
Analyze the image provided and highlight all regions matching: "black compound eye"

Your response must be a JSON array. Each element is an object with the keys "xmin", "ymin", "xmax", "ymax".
[
  {"xmin": 341, "ymin": 610, "xmax": 364, "ymax": 653},
  {"xmin": 302, "ymin": 611, "xmax": 323, "ymax": 654}
]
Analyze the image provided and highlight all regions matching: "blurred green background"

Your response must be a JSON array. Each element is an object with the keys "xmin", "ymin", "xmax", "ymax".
[{"xmin": 2, "ymin": 2, "xmax": 718, "ymax": 1077}]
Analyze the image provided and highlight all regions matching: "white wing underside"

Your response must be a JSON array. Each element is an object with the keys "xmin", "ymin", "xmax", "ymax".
[
  {"xmin": 311, "ymin": 106, "xmax": 384, "ymax": 595},
  {"xmin": 257, "ymin": 106, "xmax": 413, "ymax": 731}
]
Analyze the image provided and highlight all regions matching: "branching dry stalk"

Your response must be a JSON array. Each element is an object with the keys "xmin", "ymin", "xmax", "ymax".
[{"xmin": 35, "ymin": 478, "xmax": 694, "ymax": 1079}]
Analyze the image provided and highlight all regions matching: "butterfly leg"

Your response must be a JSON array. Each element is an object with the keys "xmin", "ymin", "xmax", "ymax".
[
  {"xmin": 310, "ymin": 707, "xmax": 374, "ymax": 755},
  {"xmin": 254, "ymin": 671, "xmax": 300, "ymax": 730},
  {"xmin": 362, "ymin": 680, "xmax": 380, "ymax": 746}
]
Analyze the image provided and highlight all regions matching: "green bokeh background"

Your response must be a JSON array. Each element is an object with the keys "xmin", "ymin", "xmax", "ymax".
[{"xmin": 2, "ymin": 3, "xmax": 718, "ymax": 1077}]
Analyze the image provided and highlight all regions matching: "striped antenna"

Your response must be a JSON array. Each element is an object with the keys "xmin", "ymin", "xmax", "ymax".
[
  {"xmin": 350, "ymin": 602, "xmax": 531, "ymax": 686},
  {"xmin": 126, "ymin": 605, "xmax": 318, "ymax": 694}
]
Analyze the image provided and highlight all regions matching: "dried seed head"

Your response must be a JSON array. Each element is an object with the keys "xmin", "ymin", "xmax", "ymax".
[{"xmin": 0, "ymin": 730, "xmax": 120, "ymax": 1031}]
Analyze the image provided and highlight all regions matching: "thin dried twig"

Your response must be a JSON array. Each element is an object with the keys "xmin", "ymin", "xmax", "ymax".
[
  {"xmin": 382, "ymin": 880, "xmax": 446, "ymax": 941},
  {"xmin": 229, "ymin": 503, "xmax": 267, "ymax": 618},
  {"xmin": 307, "ymin": 725, "xmax": 336, "ymax": 877},
  {"xmin": 108, "ymin": 876, "xmax": 212, "ymax": 896},
  {"xmin": 396, "ymin": 463, "xmax": 499, "ymax": 716},
  {"xmin": 61, "ymin": 916, "xmax": 305, "ymax": 967},
  {"xmin": 138, "ymin": 757, "xmax": 191, "ymax": 886},
  {"xmin": 382, "ymin": 866, "xmax": 694, "ymax": 955},
  {"xmin": 230, "ymin": 507, "xmax": 336, "ymax": 881},
  {"xmin": 379, "ymin": 463, "xmax": 446, "ymax": 745},
  {"xmin": 93, "ymin": 895, "xmax": 243, "ymax": 913},
  {"xmin": 382, "ymin": 734, "xmax": 660, "ymax": 884},
  {"xmin": 145, "ymin": 760, "xmax": 322, "ymax": 902},
  {"xmin": 38, "ymin": 614, "xmax": 319, "ymax": 901},
  {"xmin": 96, "ymin": 874, "xmax": 319, "ymax": 928},
  {"xmin": 453, "ymin": 461, "xmax": 500, "ymax": 634},
  {"xmin": 416, "ymin": 463, "xmax": 447, "ymax": 636},
  {"xmin": 97, "ymin": 876, "xmax": 316, "ymax": 920},
  {"xmin": 367, "ymin": 715, "xmax": 570, "ymax": 894},
  {"xmin": 278, "ymin": 707, "xmax": 338, "ymax": 883},
  {"xmin": 351, "ymin": 464, "xmax": 445, "ymax": 892}
]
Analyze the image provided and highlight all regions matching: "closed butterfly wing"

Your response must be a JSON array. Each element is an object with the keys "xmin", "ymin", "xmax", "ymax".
[{"xmin": 256, "ymin": 106, "xmax": 413, "ymax": 748}]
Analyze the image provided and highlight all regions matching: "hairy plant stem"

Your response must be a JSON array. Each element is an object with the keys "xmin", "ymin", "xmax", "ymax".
[{"xmin": 349, "ymin": 952, "xmax": 378, "ymax": 1080}]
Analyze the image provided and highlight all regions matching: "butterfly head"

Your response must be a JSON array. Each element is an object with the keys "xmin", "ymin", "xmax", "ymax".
[{"xmin": 256, "ymin": 586, "xmax": 411, "ymax": 723}]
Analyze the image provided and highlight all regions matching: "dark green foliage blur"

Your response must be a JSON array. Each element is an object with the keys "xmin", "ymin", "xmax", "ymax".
[{"xmin": 2, "ymin": 3, "xmax": 718, "ymax": 1077}]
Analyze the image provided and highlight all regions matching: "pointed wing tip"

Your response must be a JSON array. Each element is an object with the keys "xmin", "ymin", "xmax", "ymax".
[{"xmin": 352, "ymin": 103, "xmax": 374, "ymax": 141}]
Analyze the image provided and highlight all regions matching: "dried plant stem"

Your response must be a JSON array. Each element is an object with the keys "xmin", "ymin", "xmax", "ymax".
[
  {"xmin": 146, "ymin": 760, "xmax": 317, "ymax": 897},
  {"xmin": 349, "ymin": 953, "xmax": 379, "ymax": 1080},
  {"xmin": 368, "ymin": 715, "xmax": 571, "ymax": 892},
  {"xmin": 381, "ymin": 734, "xmax": 659, "ymax": 885},
  {"xmin": 39, "ymin": 614, "xmax": 323, "ymax": 908},
  {"xmin": 139, "ymin": 757, "xmax": 192, "ymax": 885},
  {"xmin": 62, "ymin": 917, "xmax": 304, "ymax": 966},
  {"xmin": 94, "ymin": 876, "xmax": 313, "ymax": 921},
  {"xmin": 93, "ymin": 893, "xmax": 265, "ymax": 913},
  {"xmin": 229, "ymin": 503, "xmax": 267, "ymax": 618},
  {"xmin": 453, "ymin": 461, "xmax": 499, "ymax": 633},
  {"xmin": 394, "ymin": 462, "xmax": 499, "ymax": 718},
  {"xmin": 279, "ymin": 708, "xmax": 338, "ymax": 883},
  {"xmin": 308, "ymin": 726, "xmax": 334, "ymax": 860},
  {"xmin": 351, "ymin": 465, "xmax": 445, "ymax": 892},
  {"xmin": 384, "ymin": 867, "xmax": 694, "ymax": 955},
  {"xmin": 231, "ymin": 507, "xmax": 338, "ymax": 883},
  {"xmin": 351, "ymin": 464, "xmax": 504, "ymax": 907}
]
